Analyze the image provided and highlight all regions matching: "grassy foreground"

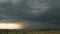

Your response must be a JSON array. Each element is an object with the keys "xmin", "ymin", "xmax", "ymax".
[{"xmin": 8, "ymin": 30, "xmax": 60, "ymax": 34}]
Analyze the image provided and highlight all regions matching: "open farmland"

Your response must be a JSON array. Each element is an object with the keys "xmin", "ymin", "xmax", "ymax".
[{"xmin": 8, "ymin": 30, "xmax": 60, "ymax": 34}]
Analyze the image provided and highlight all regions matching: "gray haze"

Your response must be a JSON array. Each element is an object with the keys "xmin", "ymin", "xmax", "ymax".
[{"xmin": 0, "ymin": 0, "xmax": 60, "ymax": 29}]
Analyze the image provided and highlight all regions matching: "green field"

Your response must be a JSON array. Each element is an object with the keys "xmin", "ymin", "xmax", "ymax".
[{"xmin": 8, "ymin": 30, "xmax": 60, "ymax": 34}]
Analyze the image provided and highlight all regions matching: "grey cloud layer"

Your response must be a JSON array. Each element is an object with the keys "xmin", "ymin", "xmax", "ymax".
[{"xmin": 0, "ymin": 0, "xmax": 60, "ymax": 29}]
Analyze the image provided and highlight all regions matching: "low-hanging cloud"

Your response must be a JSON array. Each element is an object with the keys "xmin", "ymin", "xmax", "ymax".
[{"xmin": 0, "ymin": 0, "xmax": 60, "ymax": 29}]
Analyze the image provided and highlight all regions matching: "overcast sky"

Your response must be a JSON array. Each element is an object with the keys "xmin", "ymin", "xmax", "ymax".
[{"xmin": 0, "ymin": 0, "xmax": 60, "ymax": 29}]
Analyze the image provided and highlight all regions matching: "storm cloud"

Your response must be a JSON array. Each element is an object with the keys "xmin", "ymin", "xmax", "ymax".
[{"xmin": 0, "ymin": 0, "xmax": 60, "ymax": 29}]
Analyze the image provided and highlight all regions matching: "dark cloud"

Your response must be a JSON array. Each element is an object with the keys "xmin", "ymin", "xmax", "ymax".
[{"xmin": 0, "ymin": 0, "xmax": 60, "ymax": 29}]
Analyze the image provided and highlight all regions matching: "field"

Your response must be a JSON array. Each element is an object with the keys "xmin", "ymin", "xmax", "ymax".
[{"xmin": 8, "ymin": 30, "xmax": 60, "ymax": 34}]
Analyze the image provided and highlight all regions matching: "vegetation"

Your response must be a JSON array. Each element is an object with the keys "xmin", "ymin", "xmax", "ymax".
[{"xmin": 8, "ymin": 30, "xmax": 60, "ymax": 34}]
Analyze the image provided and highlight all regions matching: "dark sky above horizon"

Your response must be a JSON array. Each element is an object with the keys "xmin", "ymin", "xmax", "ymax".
[{"xmin": 0, "ymin": 0, "xmax": 60, "ymax": 29}]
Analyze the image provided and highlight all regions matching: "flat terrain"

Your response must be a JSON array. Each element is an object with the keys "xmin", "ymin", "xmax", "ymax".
[{"xmin": 8, "ymin": 30, "xmax": 60, "ymax": 34}]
